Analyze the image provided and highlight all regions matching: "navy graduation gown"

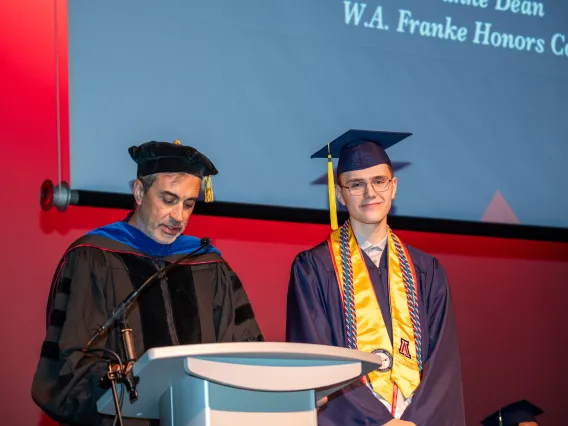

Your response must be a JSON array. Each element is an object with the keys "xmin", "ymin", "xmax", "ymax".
[{"xmin": 286, "ymin": 240, "xmax": 465, "ymax": 426}]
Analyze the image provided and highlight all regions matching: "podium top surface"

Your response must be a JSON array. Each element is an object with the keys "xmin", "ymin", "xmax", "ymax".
[
  {"xmin": 98, "ymin": 342, "xmax": 385, "ymax": 419},
  {"xmin": 135, "ymin": 341, "xmax": 385, "ymax": 369}
]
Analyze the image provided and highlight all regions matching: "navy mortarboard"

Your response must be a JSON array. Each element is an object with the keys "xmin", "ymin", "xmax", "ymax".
[
  {"xmin": 128, "ymin": 139, "xmax": 218, "ymax": 202},
  {"xmin": 311, "ymin": 129, "xmax": 413, "ymax": 229},
  {"xmin": 481, "ymin": 400, "xmax": 544, "ymax": 426}
]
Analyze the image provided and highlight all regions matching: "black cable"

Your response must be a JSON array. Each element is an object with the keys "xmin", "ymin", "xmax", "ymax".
[
  {"xmin": 80, "ymin": 347, "xmax": 123, "ymax": 370},
  {"xmin": 83, "ymin": 348, "xmax": 125, "ymax": 426},
  {"xmin": 67, "ymin": 346, "xmax": 125, "ymax": 425}
]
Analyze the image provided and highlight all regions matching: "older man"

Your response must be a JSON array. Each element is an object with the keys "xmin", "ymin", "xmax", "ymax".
[
  {"xmin": 31, "ymin": 140, "xmax": 263, "ymax": 426},
  {"xmin": 286, "ymin": 130, "xmax": 465, "ymax": 425}
]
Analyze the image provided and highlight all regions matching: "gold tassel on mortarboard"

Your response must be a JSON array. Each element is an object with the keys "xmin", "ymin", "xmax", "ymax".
[
  {"xmin": 327, "ymin": 143, "xmax": 338, "ymax": 230},
  {"xmin": 203, "ymin": 176, "xmax": 214, "ymax": 203},
  {"xmin": 174, "ymin": 139, "xmax": 214, "ymax": 202}
]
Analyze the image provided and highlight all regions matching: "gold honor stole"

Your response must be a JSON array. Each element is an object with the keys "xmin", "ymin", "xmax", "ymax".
[{"xmin": 327, "ymin": 221, "xmax": 422, "ymax": 404}]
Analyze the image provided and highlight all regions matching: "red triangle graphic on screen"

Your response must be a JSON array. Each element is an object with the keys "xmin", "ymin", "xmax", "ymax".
[{"xmin": 481, "ymin": 191, "xmax": 520, "ymax": 224}]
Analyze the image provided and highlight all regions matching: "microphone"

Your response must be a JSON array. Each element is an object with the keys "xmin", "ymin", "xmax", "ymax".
[{"xmin": 85, "ymin": 236, "xmax": 213, "ymax": 350}]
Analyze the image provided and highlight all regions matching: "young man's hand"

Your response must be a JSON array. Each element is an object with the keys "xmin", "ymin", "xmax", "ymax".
[{"xmin": 316, "ymin": 396, "xmax": 328, "ymax": 409}]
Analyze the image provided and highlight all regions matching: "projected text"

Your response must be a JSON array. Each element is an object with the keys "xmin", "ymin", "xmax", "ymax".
[{"xmin": 343, "ymin": 1, "xmax": 568, "ymax": 57}]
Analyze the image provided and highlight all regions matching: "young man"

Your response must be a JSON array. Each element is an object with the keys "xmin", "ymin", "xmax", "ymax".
[
  {"xmin": 286, "ymin": 130, "xmax": 465, "ymax": 425},
  {"xmin": 31, "ymin": 140, "xmax": 263, "ymax": 426}
]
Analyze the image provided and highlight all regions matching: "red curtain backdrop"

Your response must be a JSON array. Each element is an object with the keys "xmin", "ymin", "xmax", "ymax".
[{"xmin": 1, "ymin": 1, "xmax": 567, "ymax": 425}]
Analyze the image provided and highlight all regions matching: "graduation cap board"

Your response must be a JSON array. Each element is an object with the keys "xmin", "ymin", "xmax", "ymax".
[
  {"xmin": 480, "ymin": 400, "xmax": 543, "ymax": 426},
  {"xmin": 128, "ymin": 140, "xmax": 218, "ymax": 202},
  {"xmin": 311, "ymin": 129, "xmax": 413, "ymax": 230}
]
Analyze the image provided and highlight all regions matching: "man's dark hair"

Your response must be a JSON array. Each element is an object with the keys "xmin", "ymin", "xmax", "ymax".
[{"xmin": 139, "ymin": 174, "xmax": 157, "ymax": 194}]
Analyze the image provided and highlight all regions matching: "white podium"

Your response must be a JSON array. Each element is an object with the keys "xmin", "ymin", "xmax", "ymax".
[{"xmin": 97, "ymin": 342, "xmax": 382, "ymax": 426}]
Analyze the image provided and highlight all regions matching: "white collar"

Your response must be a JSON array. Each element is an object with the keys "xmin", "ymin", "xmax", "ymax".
[{"xmin": 356, "ymin": 233, "xmax": 388, "ymax": 252}]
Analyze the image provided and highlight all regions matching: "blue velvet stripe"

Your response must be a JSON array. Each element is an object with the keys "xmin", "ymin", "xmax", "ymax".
[{"xmin": 86, "ymin": 221, "xmax": 220, "ymax": 257}]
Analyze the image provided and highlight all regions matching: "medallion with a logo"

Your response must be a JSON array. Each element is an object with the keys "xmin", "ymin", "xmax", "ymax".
[{"xmin": 372, "ymin": 348, "xmax": 393, "ymax": 372}]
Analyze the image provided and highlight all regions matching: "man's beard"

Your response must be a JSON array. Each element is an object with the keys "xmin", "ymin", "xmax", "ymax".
[
  {"xmin": 137, "ymin": 207, "xmax": 185, "ymax": 242},
  {"xmin": 136, "ymin": 206, "xmax": 161, "ymax": 241}
]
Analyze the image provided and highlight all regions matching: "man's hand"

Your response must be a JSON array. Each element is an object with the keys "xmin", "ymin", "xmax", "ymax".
[
  {"xmin": 316, "ymin": 396, "xmax": 328, "ymax": 409},
  {"xmin": 384, "ymin": 420, "xmax": 416, "ymax": 426}
]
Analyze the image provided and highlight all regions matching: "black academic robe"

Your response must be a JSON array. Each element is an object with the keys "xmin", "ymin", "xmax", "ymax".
[
  {"xmin": 31, "ymin": 231, "xmax": 263, "ymax": 426},
  {"xmin": 286, "ymin": 240, "xmax": 465, "ymax": 426}
]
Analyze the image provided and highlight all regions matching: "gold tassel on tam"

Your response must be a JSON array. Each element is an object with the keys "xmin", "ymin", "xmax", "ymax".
[
  {"xmin": 327, "ymin": 143, "xmax": 338, "ymax": 230},
  {"xmin": 203, "ymin": 176, "xmax": 214, "ymax": 203}
]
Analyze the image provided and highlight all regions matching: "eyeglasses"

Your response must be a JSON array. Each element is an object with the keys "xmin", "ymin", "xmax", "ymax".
[{"xmin": 340, "ymin": 177, "xmax": 393, "ymax": 196}]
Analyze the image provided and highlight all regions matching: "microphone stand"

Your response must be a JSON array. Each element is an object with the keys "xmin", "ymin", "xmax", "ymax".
[{"xmin": 83, "ymin": 237, "xmax": 212, "ymax": 425}]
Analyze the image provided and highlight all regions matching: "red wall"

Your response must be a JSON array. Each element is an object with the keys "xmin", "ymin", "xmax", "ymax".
[{"xmin": 1, "ymin": 1, "xmax": 567, "ymax": 425}]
